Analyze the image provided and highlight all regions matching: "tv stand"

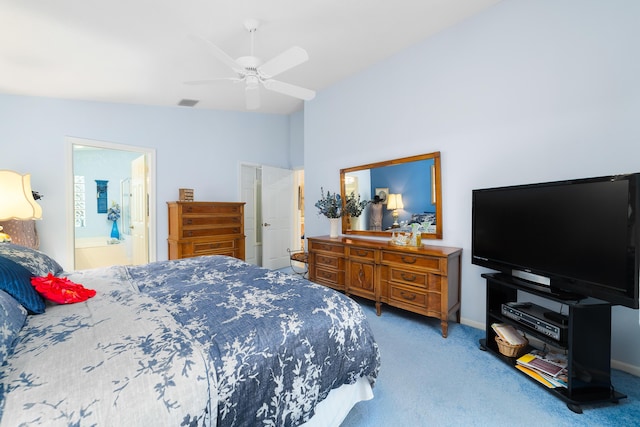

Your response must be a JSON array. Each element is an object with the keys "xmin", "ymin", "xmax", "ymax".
[{"xmin": 479, "ymin": 273, "xmax": 626, "ymax": 413}]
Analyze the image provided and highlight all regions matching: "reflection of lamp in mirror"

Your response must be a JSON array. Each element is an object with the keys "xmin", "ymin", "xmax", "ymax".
[
  {"xmin": 386, "ymin": 193, "xmax": 403, "ymax": 227},
  {"xmin": 0, "ymin": 170, "xmax": 43, "ymax": 243}
]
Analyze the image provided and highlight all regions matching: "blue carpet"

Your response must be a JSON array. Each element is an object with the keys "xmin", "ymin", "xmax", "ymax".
[{"xmin": 341, "ymin": 298, "xmax": 640, "ymax": 427}]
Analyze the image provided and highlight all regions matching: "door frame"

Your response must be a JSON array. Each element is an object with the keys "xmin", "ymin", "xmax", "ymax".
[
  {"xmin": 66, "ymin": 137, "xmax": 157, "ymax": 269},
  {"xmin": 239, "ymin": 162, "xmax": 298, "ymax": 268}
]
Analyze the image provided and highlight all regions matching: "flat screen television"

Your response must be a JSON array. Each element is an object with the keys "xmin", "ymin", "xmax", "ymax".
[{"xmin": 472, "ymin": 173, "xmax": 640, "ymax": 309}]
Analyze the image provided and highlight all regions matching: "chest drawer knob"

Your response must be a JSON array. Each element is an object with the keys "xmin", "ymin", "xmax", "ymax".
[{"xmin": 401, "ymin": 256, "xmax": 417, "ymax": 264}]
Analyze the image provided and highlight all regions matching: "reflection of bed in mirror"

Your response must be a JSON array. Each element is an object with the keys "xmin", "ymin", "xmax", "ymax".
[{"xmin": 340, "ymin": 152, "xmax": 442, "ymax": 239}]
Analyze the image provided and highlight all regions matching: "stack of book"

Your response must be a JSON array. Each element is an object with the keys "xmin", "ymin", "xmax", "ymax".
[{"xmin": 516, "ymin": 349, "xmax": 568, "ymax": 388}]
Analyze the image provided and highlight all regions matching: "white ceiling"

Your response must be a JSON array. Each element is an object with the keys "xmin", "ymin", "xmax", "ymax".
[{"xmin": 0, "ymin": 0, "xmax": 501, "ymax": 115}]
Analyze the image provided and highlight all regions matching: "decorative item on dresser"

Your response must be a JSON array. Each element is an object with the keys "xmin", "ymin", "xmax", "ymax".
[
  {"xmin": 167, "ymin": 201, "xmax": 245, "ymax": 260},
  {"xmin": 308, "ymin": 235, "xmax": 462, "ymax": 337},
  {"xmin": 315, "ymin": 188, "xmax": 343, "ymax": 238}
]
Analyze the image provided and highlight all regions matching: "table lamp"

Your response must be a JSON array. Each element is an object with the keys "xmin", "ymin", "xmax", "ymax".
[
  {"xmin": 0, "ymin": 170, "xmax": 43, "ymax": 242},
  {"xmin": 387, "ymin": 193, "xmax": 403, "ymax": 227}
]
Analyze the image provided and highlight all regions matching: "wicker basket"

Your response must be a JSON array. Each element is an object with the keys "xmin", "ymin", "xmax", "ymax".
[{"xmin": 495, "ymin": 336, "xmax": 528, "ymax": 358}]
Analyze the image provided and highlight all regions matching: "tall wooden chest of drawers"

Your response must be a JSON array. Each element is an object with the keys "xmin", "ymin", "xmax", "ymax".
[
  {"xmin": 167, "ymin": 202, "xmax": 245, "ymax": 261},
  {"xmin": 308, "ymin": 236, "xmax": 461, "ymax": 337}
]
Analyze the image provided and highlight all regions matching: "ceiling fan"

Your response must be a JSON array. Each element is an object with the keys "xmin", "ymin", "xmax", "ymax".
[{"xmin": 187, "ymin": 19, "xmax": 316, "ymax": 110}]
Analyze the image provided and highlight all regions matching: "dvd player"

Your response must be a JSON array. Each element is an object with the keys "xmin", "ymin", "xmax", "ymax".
[{"xmin": 501, "ymin": 302, "xmax": 568, "ymax": 344}]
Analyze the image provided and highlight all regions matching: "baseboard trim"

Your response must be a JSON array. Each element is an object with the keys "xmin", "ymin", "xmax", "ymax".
[{"xmin": 612, "ymin": 359, "xmax": 640, "ymax": 377}]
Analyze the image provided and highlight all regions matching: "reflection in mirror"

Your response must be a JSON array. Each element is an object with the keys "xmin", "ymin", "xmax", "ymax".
[{"xmin": 340, "ymin": 152, "xmax": 442, "ymax": 239}]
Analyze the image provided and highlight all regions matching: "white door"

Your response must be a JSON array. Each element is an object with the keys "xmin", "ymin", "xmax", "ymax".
[
  {"xmin": 261, "ymin": 165, "xmax": 294, "ymax": 270},
  {"xmin": 130, "ymin": 155, "xmax": 148, "ymax": 265}
]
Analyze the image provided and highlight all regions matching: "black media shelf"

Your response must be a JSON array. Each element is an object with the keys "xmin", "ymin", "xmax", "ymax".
[{"xmin": 480, "ymin": 273, "xmax": 626, "ymax": 414}]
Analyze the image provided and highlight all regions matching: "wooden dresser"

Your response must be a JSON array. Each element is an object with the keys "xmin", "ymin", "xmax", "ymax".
[
  {"xmin": 167, "ymin": 201, "xmax": 245, "ymax": 261},
  {"xmin": 308, "ymin": 236, "xmax": 461, "ymax": 337}
]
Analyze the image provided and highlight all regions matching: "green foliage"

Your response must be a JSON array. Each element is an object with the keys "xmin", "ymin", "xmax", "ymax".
[
  {"xmin": 315, "ymin": 188, "xmax": 343, "ymax": 218},
  {"xmin": 344, "ymin": 192, "xmax": 369, "ymax": 217}
]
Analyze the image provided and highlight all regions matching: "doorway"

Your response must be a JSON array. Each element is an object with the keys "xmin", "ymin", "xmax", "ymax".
[
  {"xmin": 67, "ymin": 137, "xmax": 156, "ymax": 270},
  {"xmin": 240, "ymin": 163, "xmax": 299, "ymax": 269}
]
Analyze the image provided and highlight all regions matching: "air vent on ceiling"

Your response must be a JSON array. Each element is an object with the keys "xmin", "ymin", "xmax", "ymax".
[{"xmin": 178, "ymin": 99, "xmax": 199, "ymax": 107}]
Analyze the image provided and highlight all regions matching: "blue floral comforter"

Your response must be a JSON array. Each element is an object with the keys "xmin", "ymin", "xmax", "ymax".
[{"xmin": 0, "ymin": 255, "xmax": 380, "ymax": 426}]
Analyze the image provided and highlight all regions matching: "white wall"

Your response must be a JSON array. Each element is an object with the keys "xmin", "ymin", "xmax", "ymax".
[
  {"xmin": 304, "ymin": 0, "xmax": 640, "ymax": 371},
  {"xmin": 289, "ymin": 110, "xmax": 304, "ymax": 168},
  {"xmin": 1, "ymin": 93, "xmax": 291, "ymax": 268}
]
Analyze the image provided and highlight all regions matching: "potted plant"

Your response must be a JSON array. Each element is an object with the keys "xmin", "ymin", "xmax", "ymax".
[{"xmin": 315, "ymin": 188, "xmax": 342, "ymax": 237}]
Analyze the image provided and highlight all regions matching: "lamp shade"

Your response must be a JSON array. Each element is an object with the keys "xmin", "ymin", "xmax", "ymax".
[
  {"xmin": 387, "ymin": 194, "xmax": 404, "ymax": 210},
  {"xmin": 0, "ymin": 170, "xmax": 42, "ymax": 220}
]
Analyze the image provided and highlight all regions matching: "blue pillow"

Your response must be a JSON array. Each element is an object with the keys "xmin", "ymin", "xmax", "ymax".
[
  {"xmin": 0, "ymin": 243, "xmax": 64, "ymax": 277},
  {"xmin": 0, "ymin": 289, "xmax": 27, "ymax": 365},
  {"xmin": 0, "ymin": 256, "xmax": 45, "ymax": 314}
]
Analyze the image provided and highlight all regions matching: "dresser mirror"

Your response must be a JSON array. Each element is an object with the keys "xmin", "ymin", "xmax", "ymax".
[{"xmin": 340, "ymin": 151, "xmax": 442, "ymax": 239}]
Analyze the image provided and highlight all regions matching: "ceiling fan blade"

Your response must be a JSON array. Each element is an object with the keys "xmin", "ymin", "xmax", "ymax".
[
  {"xmin": 263, "ymin": 79, "xmax": 316, "ymax": 101},
  {"xmin": 184, "ymin": 77, "xmax": 243, "ymax": 85},
  {"xmin": 258, "ymin": 46, "xmax": 309, "ymax": 79},
  {"xmin": 190, "ymin": 35, "xmax": 245, "ymax": 73},
  {"xmin": 245, "ymin": 85, "xmax": 260, "ymax": 110}
]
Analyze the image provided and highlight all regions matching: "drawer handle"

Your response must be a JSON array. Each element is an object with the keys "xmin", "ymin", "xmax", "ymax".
[
  {"xmin": 401, "ymin": 256, "xmax": 417, "ymax": 264},
  {"xmin": 186, "ymin": 219, "xmax": 193, "ymax": 225},
  {"xmin": 320, "ymin": 271, "xmax": 332, "ymax": 279},
  {"xmin": 356, "ymin": 250, "xmax": 368, "ymax": 256},
  {"xmin": 401, "ymin": 273, "xmax": 417, "ymax": 282},
  {"xmin": 186, "ymin": 231, "xmax": 193, "ymax": 237},
  {"xmin": 400, "ymin": 291, "xmax": 417, "ymax": 301},
  {"xmin": 210, "ymin": 243, "xmax": 220, "ymax": 249}
]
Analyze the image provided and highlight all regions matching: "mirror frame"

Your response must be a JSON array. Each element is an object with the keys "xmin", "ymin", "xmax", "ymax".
[{"xmin": 340, "ymin": 151, "xmax": 443, "ymax": 239}]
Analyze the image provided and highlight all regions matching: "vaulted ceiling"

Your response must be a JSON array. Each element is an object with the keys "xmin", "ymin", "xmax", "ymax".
[{"xmin": 0, "ymin": 0, "xmax": 501, "ymax": 114}]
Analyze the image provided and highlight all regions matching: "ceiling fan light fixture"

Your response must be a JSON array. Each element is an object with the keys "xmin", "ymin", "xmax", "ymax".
[
  {"xmin": 245, "ymin": 84, "xmax": 260, "ymax": 110},
  {"xmin": 245, "ymin": 75, "xmax": 259, "ymax": 88},
  {"xmin": 188, "ymin": 18, "xmax": 315, "ymax": 109}
]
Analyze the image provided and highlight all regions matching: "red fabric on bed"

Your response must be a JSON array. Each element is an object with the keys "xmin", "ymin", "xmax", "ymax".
[{"xmin": 31, "ymin": 274, "xmax": 96, "ymax": 304}]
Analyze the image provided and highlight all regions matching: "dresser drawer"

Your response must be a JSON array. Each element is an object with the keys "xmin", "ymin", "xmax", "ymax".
[
  {"xmin": 181, "ymin": 226, "xmax": 242, "ymax": 238},
  {"xmin": 389, "ymin": 268, "xmax": 442, "ymax": 292},
  {"xmin": 309, "ymin": 240, "xmax": 344, "ymax": 256},
  {"xmin": 180, "ymin": 204, "xmax": 241, "ymax": 215},
  {"xmin": 315, "ymin": 254, "xmax": 345, "ymax": 270},
  {"xmin": 193, "ymin": 240, "xmax": 235, "ymax": 255},
  {"xmin": 389, "ymin": 284, "xmax": 441, "ymax": 310},
  {"xmin": 348, "ymin": 246, "xmax": 376, "ymax": 261},
  {"xmin": 314, "ymin": 267, "xmax": 345, "ymax": 289},
  {"xmin": 182, "ymin": 216, "xmax": 241, "ymax": 227},
  {"xmin": 184, "ymin": 249, "xmax": 237, "ymax": 258},
  {"xmin": 382, "ymin": 251, "xmax": 443, "ymax": 273}
]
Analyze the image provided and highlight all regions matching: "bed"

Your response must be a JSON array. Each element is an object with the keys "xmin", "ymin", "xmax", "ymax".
[{"xmin": 0, "ymin": 244, "xmax": 380, "ymax": 426}]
